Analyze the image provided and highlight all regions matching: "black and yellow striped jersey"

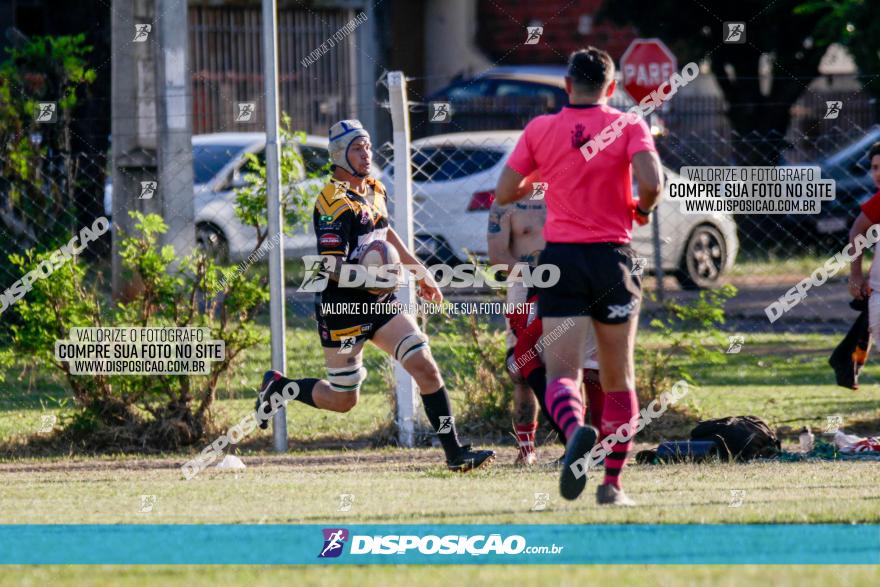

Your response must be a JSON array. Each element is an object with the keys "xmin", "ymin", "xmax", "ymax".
[{"xmin": 313, "ymin": 177, "xmax": 390, "ymax": 262}]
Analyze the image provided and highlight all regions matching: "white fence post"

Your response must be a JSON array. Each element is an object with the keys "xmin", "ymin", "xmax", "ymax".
[
  {"xmin": 387, "ymin": 71, "xmax": 419, "ymax": 448},
  {"xmin": 261, "ymin": 0, "xmax": 288, "ymax": 452}
]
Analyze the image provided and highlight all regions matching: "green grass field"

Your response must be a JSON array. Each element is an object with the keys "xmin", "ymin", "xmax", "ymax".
[
  {"xmin": 0, "ymin": 565, "xmax": 877, "ymax": 587},
  {"xmin": 1, "ymin": 324, "xmax": 879, "ymax": 583},
  {"xmin": 3, "ymin": 328, "xmax": 879, "ymax": 444},
  {"xmin": 2, "ymin": 448, "xmax": 878, "ymax": 524}
]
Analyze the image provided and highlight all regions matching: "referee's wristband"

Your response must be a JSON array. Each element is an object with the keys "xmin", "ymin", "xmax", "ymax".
[{"xmin": 635, "ymin": 205, "xmax": 654, "ymax": 217}]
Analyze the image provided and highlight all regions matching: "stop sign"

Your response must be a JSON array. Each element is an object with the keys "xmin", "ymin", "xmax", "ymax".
[{"xmin": 620, "ymin": 38, "xmax": 678, "ymax": 104}]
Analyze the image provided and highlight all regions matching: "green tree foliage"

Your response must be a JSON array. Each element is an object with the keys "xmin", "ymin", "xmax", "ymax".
[
  {"xmin": 233, "ymin": 113, "xmax": 330, "ymax": 250},
  {"xmin": 797, "ymin": 1, "xmax": 880, "ymax": 107},
  {"xmin": 0, "ymin": 111, "xmax": 325, "ymax": 450},
  {"xmin": 0, "ymin": 34, "xmax": 97, "ymax": 265},
  {"xmin": 599, "ymin": 2, "xmax": 825, "ymax": 162},
  {"xmin": 637, "ymin": 285, "xmax": 737, "ymax": 400}
]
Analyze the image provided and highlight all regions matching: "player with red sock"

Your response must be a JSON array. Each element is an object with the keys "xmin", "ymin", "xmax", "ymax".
[
  {"xmin": 496, "ymin": 47, "xmax": 663, "ymax": 505},
  {"xmin": 507, "ymin": 292, "xmax": 605, "ymax": 455},
  {"xmin": 487, "ymin": 190, "xmax": 547, "ymax": 466},
  {"xmin": 491, "ymin": 194, "xmax": 604, "ymax": 465}
]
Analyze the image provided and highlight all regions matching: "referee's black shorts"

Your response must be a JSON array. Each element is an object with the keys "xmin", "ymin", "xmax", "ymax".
[{"xmin": 537, "ymin": 242, "xmax": 641, "ymax": 324}]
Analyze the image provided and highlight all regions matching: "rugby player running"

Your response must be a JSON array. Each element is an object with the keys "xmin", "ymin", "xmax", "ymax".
[
  {"xmin": 255, "ymin": 119, "xmax": 495, "ymax": 472},
  {"xmin": 495, "ymin": 47, "xmax": 664, "ymax": 505},
  {"xmin": 488, "ymin": 196, "xmax": 605, "ymax": 465}
]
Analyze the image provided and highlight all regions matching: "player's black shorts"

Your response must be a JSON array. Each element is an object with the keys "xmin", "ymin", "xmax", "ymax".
[
  {"xmin": 537, "ymin": 242, "xmax": 641, "ymax": 324},
  {"xmin": 314, "ymin": 289, "xmax": 400, "ymax": 348}
]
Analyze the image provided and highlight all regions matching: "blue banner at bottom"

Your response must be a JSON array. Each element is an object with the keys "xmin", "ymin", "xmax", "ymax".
[{"xmin": 0, "ymin": 524, "xmax": 878, "ymax": 564}]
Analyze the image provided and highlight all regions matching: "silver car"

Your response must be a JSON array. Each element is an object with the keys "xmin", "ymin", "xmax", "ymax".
[
  {"xmin": 105, "ymin": 132, "xmax": 330, "ymax": 261},
  {"xmin": 382, "ymin": 130, "xmax": 739, "ymax": 289}
]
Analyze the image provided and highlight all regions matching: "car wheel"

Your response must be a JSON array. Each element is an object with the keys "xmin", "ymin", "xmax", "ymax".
[
  {"xmin": 196, "ymin": 223, "xmax": 229, "ymax": 264},
  {"xmin": 675, "ymin": 224, "xmax": 727, "ymax": 290}
]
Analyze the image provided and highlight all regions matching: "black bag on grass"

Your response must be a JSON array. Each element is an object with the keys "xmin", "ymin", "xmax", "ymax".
[{"xmin": 689, "ymin": 415, "xmax": 780, "ymax": 461}]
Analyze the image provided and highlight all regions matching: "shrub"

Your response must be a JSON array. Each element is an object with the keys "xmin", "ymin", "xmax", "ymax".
[
  {"xmin": 637, "ymin": 284, "xmax": 737, "ymax": 401},
  {"xmin": 1, "ymin": 212, "xmax": 267, "ymax": 450},
  {"xmin": 439, "ymin": 310, "xmax": 512, "ymax": 432},
  {"xmin": 1, "ymin": 110, "xmax": 329, "ymax": 451},
  {"xmin": 232, "ymin": 113, "xmax": 328, "ymax": 247}
]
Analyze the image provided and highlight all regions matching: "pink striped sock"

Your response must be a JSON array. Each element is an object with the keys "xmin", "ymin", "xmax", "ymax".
[
  {"xmin": 601, "ymin": 389, "xmax": 639, "ymax": 489},
  {"xmin": 546, "ymin": 377, "xmax": 584, "ymax": 440}
]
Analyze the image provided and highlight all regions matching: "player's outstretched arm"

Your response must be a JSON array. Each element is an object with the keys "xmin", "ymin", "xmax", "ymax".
[{"xmin": 495, "ymin": 165, "xmax": 538, "ymax": 205}]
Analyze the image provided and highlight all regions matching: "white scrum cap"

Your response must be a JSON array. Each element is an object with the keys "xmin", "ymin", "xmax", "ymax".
[{"xmin": 329, "ymin": 119, "xmax": 370, "ymax": 177}]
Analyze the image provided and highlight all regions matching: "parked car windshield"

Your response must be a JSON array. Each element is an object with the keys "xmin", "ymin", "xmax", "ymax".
[
  {"xmin": 193, "ymin": 144, "xmax": 245, "ymax": 185},
  {"xmin": 445, "ymin": 79, "xmax": 494, "ymax": 99},
  {"xmin": 493, "ymin": 80, "xmax": 565, "ymax": 106},
  {"xmin": 402, "ymin": 147, "xmax": 505, "ymax": 182},
  {"xmin": 823, "ymin": 127, "xmax": 880, "ymax": 171}
]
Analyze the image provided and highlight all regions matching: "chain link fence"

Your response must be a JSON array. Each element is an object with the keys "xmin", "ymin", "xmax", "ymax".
[
  {"xmin": 371, "ymin": 122, "xmax": 878, "ymax": 332},
  {"xmin": 2, "ymin": 114, "xmax": 879, "ymax": 332},
  {"xmin": 657, "ymin": 124, "xmax": 878, "ymax": 331},
  {"xmin": 0, "ymin": 150, "xmax": 109, "ymax": 285}
]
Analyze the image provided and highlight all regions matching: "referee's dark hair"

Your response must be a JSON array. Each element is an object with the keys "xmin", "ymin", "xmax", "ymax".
[
  {"xmin": 567, "ymin": 47, "xmax": 615, "ymax": 94},
  {"xmin": 868, "ymin": 141, "xmax": 880, "ymax": 161}
]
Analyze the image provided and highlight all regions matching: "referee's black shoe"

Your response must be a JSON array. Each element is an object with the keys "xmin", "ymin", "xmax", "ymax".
[{"xmin": 559, "ymin": 425, "xmax": 598, "ymax": 501}]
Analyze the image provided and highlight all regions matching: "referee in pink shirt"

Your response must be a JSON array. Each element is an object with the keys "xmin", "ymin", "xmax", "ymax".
[{"xmin": 495, "ymin": 47, "xmax": 664, "ymax": 505}]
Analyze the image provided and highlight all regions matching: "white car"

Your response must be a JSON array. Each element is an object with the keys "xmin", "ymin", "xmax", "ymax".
[
  {"xmin": 382, "ymin": 130, "xmax": 739, "ymax": 289},
  {"xmin": 106, "ymin": 132, "xmax": 331, "ymax": 262}
]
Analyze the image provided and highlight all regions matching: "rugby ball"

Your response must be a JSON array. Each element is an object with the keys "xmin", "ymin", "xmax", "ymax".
[
  {"xmin": 358, "ymin": 240, "xmax": 401, "ymax": 292},
  {"xmin": 359, "ymin": 239, "xmax": 401, "ymax": 267}
]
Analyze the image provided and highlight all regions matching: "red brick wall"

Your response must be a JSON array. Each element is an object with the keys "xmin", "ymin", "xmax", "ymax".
[{"xmin": 476, "ymin": 0, "xmax": 637, "ymax": 65}]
